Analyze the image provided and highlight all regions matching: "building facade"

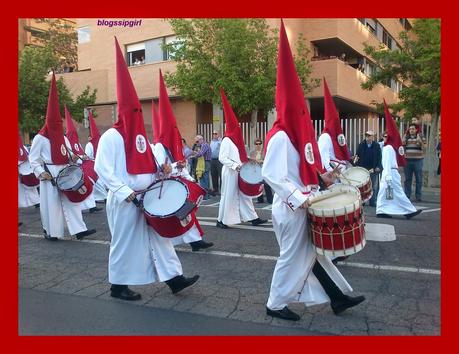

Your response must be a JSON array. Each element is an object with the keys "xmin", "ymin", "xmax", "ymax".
[{"xmin": 57, "ymin": 18, "xmax": 411, "ymax": 147}]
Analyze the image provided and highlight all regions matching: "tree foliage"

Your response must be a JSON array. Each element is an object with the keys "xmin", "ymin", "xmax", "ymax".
[
  {"xmin": 163, "ymin": 19, "xmax": 319, "ymax": 116},
  {"xmin": 361, "ymin": 19, "xmax": 440, "ymax": 120},
  {"xmin": 18, "ymin": 45, "xmax": 97, "ymax": 134},
  {"xmin": 32, "ymin": 18, "xmax": 78, "ymax": 72}
]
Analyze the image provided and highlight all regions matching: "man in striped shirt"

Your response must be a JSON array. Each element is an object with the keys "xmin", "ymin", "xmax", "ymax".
[{"xmin": 403, "ymin": 123, "xmax": 427, "ymax": 202}]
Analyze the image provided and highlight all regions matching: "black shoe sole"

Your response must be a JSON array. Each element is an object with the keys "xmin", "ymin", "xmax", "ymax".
[
  {"xmin": 171, "ymin": 276, "xmax": 200, "ymax": 294},
  {"xmin": 266, "ymin": 308, "xmax": 300, "ymax": 321},
  {"xmin": 110, "ymin": 293, "xmax": 141, "ymax": 301}
]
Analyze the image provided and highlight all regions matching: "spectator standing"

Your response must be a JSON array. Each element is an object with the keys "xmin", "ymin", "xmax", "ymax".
[
  {"xmin": 210, "ymin": 130, "xmax": 223, "ymax": 195},
  {"xmin": 403, "ymin": 123, "xmax": 427, "ymax": 201},
  {"xmin": 354, "ymin": 130, "xmax": 382, "ymax": 207},
  {"xmin": 191, "ymin": 135, "xmax": 212, "ymax": 198}
]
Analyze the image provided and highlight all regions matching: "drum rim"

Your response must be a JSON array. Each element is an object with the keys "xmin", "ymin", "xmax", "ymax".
[
  {"xmin": 141, "ymin": 177, "xmax": 190, "ymax": 218},
  {"xmin": 56, "ymin": 165, "xmax": 84, "ymax": 191},
  {"xmin": 308, "ymin": 184, "xmax": 361, "ymax": 217},
  {"xmin": 239, "ymin": 162, "xmax": 263, "ymax": 184}
]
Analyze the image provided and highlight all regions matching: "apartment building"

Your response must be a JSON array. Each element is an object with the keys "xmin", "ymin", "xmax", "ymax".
[{"xmin": 57, "ymin": 18, "xmax": 411, "ymax": 146}]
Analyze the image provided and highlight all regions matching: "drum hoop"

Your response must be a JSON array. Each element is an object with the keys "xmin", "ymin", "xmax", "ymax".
[
  {"xmin": 56, "ymin": 165, "xmax": 84, "ymax": 191},
  {"xmin": 308, "ymin": 185, "xmax": 361, "ymax": 217},
  {"xmin": 141, "ymin": 178, "xmax": 190, "ymax": 218},
  {"xmin": 240, "ymin": 163, "xmax": 263, "ymax": 184}
]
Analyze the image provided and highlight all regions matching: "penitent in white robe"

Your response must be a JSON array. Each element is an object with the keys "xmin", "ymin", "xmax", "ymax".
[
  {"xmin": 376, "ymin": 145, "xmax": 417, "ymax": 216},
  {"xmin": 94, "ymin": 129, "xmax": 182, "ymax": 285},
  {"xmin": 85, "ymin": 142, "xmax": 108, "ymax": 202},
  {"xmin": 217, "ymin": 137, "xmax": 258, "ymax": 225},
  {"xmin": 18, "ymin": 158, "xmax": 40, "ymax": 208},
  {"xmin": 28, "ymin": 135, "xmax": 88, "ymax": 238},
  {"xmin": 317, "ymin": 133, "xmax": 347, "ymax": 173},
  {"xmin": 262, "ymin": 131, "xmax": 352, "ymax": 310},
  {"xmin": 152, "ymin": 142, "xmax": 201, "ymax": 246}
]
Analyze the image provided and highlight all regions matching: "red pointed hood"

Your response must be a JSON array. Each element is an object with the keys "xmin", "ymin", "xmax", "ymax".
[
  {"xmin": 383, "ymin": 100, "xmax": 407, "ymax": 167},
  {"xmin": 88, "ymin": 110, "xmax": 101, "ymax": 156},
  {"xmin": 38, "ymin": 73, "xmax": 68, "ymax": 164},
  {"xmin": 220, "ymin": 88, "xmax": 248, "ymax": 163},
  {"xmin": 18, "ymin": 132, "xmax": 28, "ymax": 162},
  {"xmin": 151, "ymin": 100, "xmax": 160, "ymax": 145},
  {"xmin": 112, "ymin": 37, "xmax": 156, "ymax": 174},
  {"xmin": 322, "ymin": 78, "xmax": 350, "ymax": 161},
  {"xmin": 64, "ymin": 106, "xmax": 84, "ymax": 156},
  {"xmin": 157, "ymin": 70, "xmax": 185, "ymax": 161},
  {"xmin": 265, "ymin": 20, "xmax": 323, "ymax": 186}
]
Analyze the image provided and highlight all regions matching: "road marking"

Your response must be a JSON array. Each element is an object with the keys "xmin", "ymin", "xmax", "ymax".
[
  {"xmin": 420, "ymin": 208, "xmax": 441, "ymax": 213},
  {"xmin": 19, "ymin": 232, "xmax": 440, "ymax": 276}
]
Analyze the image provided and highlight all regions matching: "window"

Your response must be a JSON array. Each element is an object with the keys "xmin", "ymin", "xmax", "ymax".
[
  {"xmin": 77, "ymin": 26, "xmax": 90, "ymax": 44},
  {"xmin": 144, "ymin": 38, "xmax": 164, "ymax": 63},
  {"xmin": 365, "ymin": 18, "xmax": 377, "ymax": 35},
  {"xmin": 164, "ymin": 35, "xmax": 180, "ymax": 60},
  {"xmin": 382, "ymin": 30, "xmax": 393, "ymax": 49},
  {"xmin": 127, "ymin": 42, "xmax": 146, "ymax": 66}
]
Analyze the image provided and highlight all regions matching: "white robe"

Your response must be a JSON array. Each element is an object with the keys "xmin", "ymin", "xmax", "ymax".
[
  {"xmin": 217, "ymin": 137, "xmax": 258, "ymax": 225},
  {"xmin": 94, "ymin": 129, "xmax": 182, "ymax": 285},
  {"xmin": 28, "ymin": 135, "xmax": 88, "ymax": 238},
  {"xmin": 262, "ymin": 131, "xmax": 352, "ymax": 310},
  {"xmin": 152, "ymin": 142, "xmax": 201, "ymax": 246},
  {"xmin": 84, "ymin": 142, "xmax": 108, "ymax": 202},
  {"xmin": 18, "ymin": 159, "xmax": 40, "ymax": 208},
  {"xmin": 376, "ymin": 145, "xmax": 417, "ymax": 216},
  {"xmin": 317, "ymin": 133, "xmax": 346, "ymax": 173}
]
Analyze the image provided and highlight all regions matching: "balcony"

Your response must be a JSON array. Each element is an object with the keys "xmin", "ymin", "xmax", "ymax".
[{"xmin": 308, "ymin": 58, "xmax": 398, "ymax": 117}]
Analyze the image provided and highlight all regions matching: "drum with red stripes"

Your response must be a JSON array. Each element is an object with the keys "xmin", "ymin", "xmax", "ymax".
[
  {"xmin": 55, "ymin": 165, "xmax": 93, "ymax": 203},
  {"xmin": 307, "ymin": 184, "xmax": 366, "ymax": 257},
  {"xmin": 238, "ymin": 162, "xmax": 264, "ymax": 197},
  {"xmin": 140, "ymin": 177, "xmax": 206, "ymax": 238}
]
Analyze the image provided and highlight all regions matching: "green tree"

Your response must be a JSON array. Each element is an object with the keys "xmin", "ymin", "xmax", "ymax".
[
  {"xmin": 18, "ymin": 45, "xmax": 97, "ymax": 136},
  {"xmin": 361, "ymin": 18, "xmax": 440, "ymax": 186},
  {"xmin": 32, "ymin": 18, "xmax": 78, "ymax": 72},
  {"xmin": 163, "ymin": 18, "xmax": 319, "ymax": 142}
]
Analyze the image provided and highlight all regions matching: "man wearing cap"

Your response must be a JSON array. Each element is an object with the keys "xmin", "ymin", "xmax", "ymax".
[
  {"xmin": 94, "ymin": 38, "xmax": 199, "ymax": 301},
  {"xmin": 29, "ymin": 74, "xmax": 96, "ymax": 242},
  {"xmin": 262, "ymin": 21, "xmax": 365, "ymax": 321},
  {"xmin": 216, "ymin": 89, "xmax": 267, "ymax": 229},
  {"xmin": 354, "ymin": 130, "xmax": 382, "ymax": 207},
  {"xmin": 210, "ymin": 130, "xmax": 223, "ymax": 195},
  {"xmin": 376, "ymin": 102, "xmax": 422, "ymax": 220}
]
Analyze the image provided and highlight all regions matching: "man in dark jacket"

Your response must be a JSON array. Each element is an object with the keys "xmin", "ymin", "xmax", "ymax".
[{"xmin": 354, "ymin": 130, "xmax": 383, "ymax": 207}]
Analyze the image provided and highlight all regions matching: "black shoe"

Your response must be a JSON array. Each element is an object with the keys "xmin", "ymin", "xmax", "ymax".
[
  {"xmin": 34, "ymin": 203, "xmax": 40, "ymax": 208},
  {"xmin": 75, "ymin": 229, "xmax": 96, "ymax": 240},
  {"xmin": 331, "ymin": 295, "xmax": 365, "ymax": 315},
  {"xmin": 251, "ymin": 218, "xmax": 268, "ymax": 226},
  {"xmin": 43, "ymin": 232, "xmax": 58, "ymax": 241},
  {"xmin": 405, "ymin": 209, "xmax": 422, "ymax": 219},
  {"xmin": 89, "ymin": 207, "xmax": 103, "ymax": 213},
  {"xmin": 332, "ymin": 256, "xmax": 349, "ymax": 265},
  {"xmin": 190, "ymin": 240, "xmax": 214, "ymax": 252},
  {"xmin": 165, "ymin": 275, "xmax": 200, "ymax": 294},
  {"xmin": 266, "ymin": 306, "xmax": 300, "ymax": 321},
  {"xmin": 110, "ymin": 286, "xmax": 141, "ymax": 301},
  {"xmin": 18, "ymin": 222, "xmax": 23, "ymax": 227},
  {"xmin": 96, "ymin": 199, "xmax": 107, "ymax": 204},
  {"xmin": 376, "ymin": 213, "xmax": 392, "ymax": 218},
  {"xmin": 216, "ymin": 221, "xmax": 228, "ymax": 229}
]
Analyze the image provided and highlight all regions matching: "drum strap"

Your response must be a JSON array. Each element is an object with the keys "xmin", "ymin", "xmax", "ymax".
[{"xmin": 43, "ymin": 162, "xmax": 57, "ymax": 187}]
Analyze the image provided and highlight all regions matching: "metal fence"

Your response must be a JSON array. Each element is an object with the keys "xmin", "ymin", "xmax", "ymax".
[{"xmin": 198, "ymin": 118, "xmax": 433, "ymax": 155}]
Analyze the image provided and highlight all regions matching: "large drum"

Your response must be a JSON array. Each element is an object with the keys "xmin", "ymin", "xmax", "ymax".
[
  {"xmin": 340, "ymin": 167, "xmax": 373, "ymax": 202},
  {"xmin": 238, "ymin": 162, "xmax": 264, "ymax": 197},
  {"xmin": 55, "ymin": 165, "xmax": 93, "ymax": 203},
  {"xmin": 140, "ymin": 177, "xmax": 206, "ymax": 238},
  {"xmin": 18, "ymin": 161, "xmax": 40, "ymax": 187},
  {"xmin": 307, "ymin": 184, "xmax": 366, "ymax": 257},
  {"xmin": 81, "ymin": 159, "xmax": 98, "ymax": 184}
]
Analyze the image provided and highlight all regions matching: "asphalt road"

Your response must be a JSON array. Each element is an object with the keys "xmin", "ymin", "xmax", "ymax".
[{"xmin": 18, "ymin": 193, "xmax": 440, "ymax": 335}]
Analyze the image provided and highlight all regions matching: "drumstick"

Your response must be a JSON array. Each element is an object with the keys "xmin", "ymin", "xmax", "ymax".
[
  {"xmin": 308, "ymin": 190, "xmax": 344, "ymax": 205},
  {"xmin": 158, "ymin": 157, "xmax": 168, "ymax": 199}
]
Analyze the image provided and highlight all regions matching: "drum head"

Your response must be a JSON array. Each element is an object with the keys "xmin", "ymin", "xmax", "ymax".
[
  {"xmin": 342, "ymin": 167, "xmax": 369, "ymax": 187},
  {"xmin": 240, "ymin": 163, "xmax": 263, "ymax": 184},
  {"xmin": 56, "ymin": 165, "xmax": 83, "ymax": 190},
  {"xmin": 143, "ymin": 179, "xmax": 188, "ymax": 217},
  {"xmin": 309, "ymin": 184, "xmax": 360, "ymax": 216}
]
